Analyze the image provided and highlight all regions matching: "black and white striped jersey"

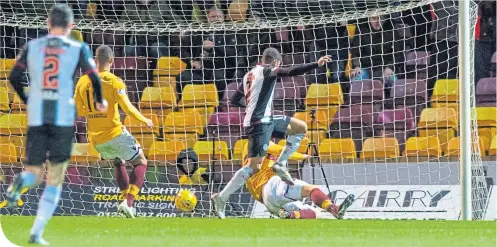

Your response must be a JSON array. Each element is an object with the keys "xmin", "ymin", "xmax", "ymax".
[{"xmin": 232, "ymin": 62, "xmax": 320, "ymax": 127}]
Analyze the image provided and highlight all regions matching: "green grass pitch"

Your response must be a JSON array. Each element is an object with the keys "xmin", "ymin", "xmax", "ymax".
[{"xmin": 0, "ymin": 216, "xmax": 495, "ymax": 247}]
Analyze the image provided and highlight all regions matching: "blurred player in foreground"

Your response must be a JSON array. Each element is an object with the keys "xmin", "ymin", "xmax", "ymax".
[
  {"xmin": 6, "ymin": 4, "xmax": 107, "ymax": 245},
  {"xmin": 245, "ymin": 142, "xmax": 355, "ymax": 219},
  {"xmin": 74, "ymin": 45, "xmax": 154, "ymax": 218},
  {"xmin": 212, "ymin": 47, "xmax": 331, "ymax": 219}
]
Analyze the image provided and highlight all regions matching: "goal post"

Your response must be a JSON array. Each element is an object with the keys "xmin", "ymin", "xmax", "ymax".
[{"xmin": 0, "ymin": 0, "xmax": 493, "ymax": 220}]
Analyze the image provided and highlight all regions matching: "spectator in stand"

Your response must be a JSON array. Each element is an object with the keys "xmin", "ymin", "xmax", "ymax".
[
  {"xmin": 349, "ymin": 15, "xmax": 404, "ymax": 94},
  {"xmin": 474, "ymin": 1, "xmax": 496, "ymax": 84},
  {"xmin": 427, "ymin": 0, "xmax": 458, "ymax": 95},
  {"xmin": 176, "ymin": 7, "xmax": 248, "ymax": 100}
]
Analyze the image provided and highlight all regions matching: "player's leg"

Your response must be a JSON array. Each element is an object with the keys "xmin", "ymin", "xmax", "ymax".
[
  {"xmin": 300, "ymin": 185, "xmax": 355, "ymax": 219},
  {"xmin": 278, "ymin": 201, "xmax": 317, "ymax": 219},
  {"xmin": 6, "ymin": 126, "xmax": 48, "ymax": 207},
  {"xmin": 113, "ymin": 158, "xmax": 130, "ymax": 198},
  {"xmin": 275, "ymin": 116, "xmax": 307, "ymax": 167},
  {"xmin": 29, "ymin": 125, "xmax": 74, "ymax": 245},
  {"xmin": 211, "ymin": 124, "xmax": 271, "ymax": 219}
]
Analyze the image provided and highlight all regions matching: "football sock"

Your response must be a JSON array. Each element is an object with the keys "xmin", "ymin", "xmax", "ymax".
[
  {"xmin": 114, "ymin": 162, "xmax": 129, "ymax": 197},
  {"xmin": 219, "ymin": 166, "xmax": 253, "ymax": 201},
  {"xmin": 277, "ymin": 133, "xmax": 305, "ymax": 166},
  {"xmin": 20, "ymin": 171, "xmax": 37, "ymax": 189},
  {"xmin": 290, "ymin": 210, "xmax": 317, "ymax": 219},
  {"xmin": 310, "ymin": 188, "xmax": 333, "ymax": 211},
  {"xmin": 127, "ymin": 163, "xmax": 147, "ymax": 207},
  {"xmin": 30, "ymin": 185, "xmax": 62, "ymax": 238}
]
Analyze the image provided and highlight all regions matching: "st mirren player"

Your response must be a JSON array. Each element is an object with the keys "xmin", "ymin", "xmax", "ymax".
[{"xmin": 212, "ymin": 48, "xmax": 331, "ymax": 219}]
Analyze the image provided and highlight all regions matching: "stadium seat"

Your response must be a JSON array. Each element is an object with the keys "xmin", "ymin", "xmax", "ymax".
[
  {"xmin": 349, "ymin": 79, "xmax": 384, "ymax": 107},
  {"xmin": 139, "ymin": 86, "xmax": 176, "ymax": 125},
  {"xmin": 404, "ymin": 137, "xmax": 441, "ymax": 157},
  {"xmin": 0, "ymin": 142, "xmax": 17, "ymax": 163},
  {"xmin": 163, "ymin": 112, "xmax": 204, "ymax": 148},
  {"xmin": 305, "ymin": 83, "xmax": 343, "ymax": 107},
  {"xmin": 431, "ymin": 79, "xmax": 459, "ymax": 114},
  {"xmin": 207, "ymin": 111, "xmax": 244, "ymax": 150},
  {"xmin": 153, "ymin": 76, "xmax": 176, "ymax": 88},
  {"xmin": 86, "ymin": 2, "xmax": 97, "ymax": 19},
  {"xmin": 273, "ymin": 82, "xmax": 300, "ymax": 115},
  {"xmin": 232, "ymin": 139, "xmax": 248, "ymax": 160},
  {"xmin": 0, "ymin": 134, "xmax": 26, "ymax": 160},
  {"xmin": 0, "ymin": 87, "xmax": 10, "ymax": 112},
  {"xmin": 476, "ymin": 107, "xmax": 497, "ymax": 151},
  {"xmin": 154, "ymin": 57, "xmax": 187, "ymax": 76},
  {"xmin": 418, "ymin": 108, "xmax": 458, "ymax": 151},
  {"xmin": 148, "ymin": 140, "xmax": 186, "ymax": 162},
  {"xmin": 375, "ymin": 108, "xmax": 416, "ymax": 153},
  {"xmin": 475, "ymin": 78, "xmax": 496, "ymax": 107},
  {"xmin": 405, "ymin": 51, "xmax": 430, "ymax": 79},
  {"xmin": 193, "ymin": 141, "xmax": 230, "ymax": 161},
  {"xmin": 346, "ymin": 24, "xmax": 356, "ymax": 39},
  {"xmin": 361, "ymin": 138, "xmax": 399, "ymax": 159},
  {"xmin": 329, "ymin": 105, "xmax": 374, "ymax": 153},
  {"xmin": 489, "ymin": 135, "xmax": 497, "ymax": 156},
  {"xmin": 11, "ymin": 93, "xmax": 27, "ymax": 113},
  {"xmin": 227, "ymin": 0, "xmax": 249, "ymax": 22},
  {"xmin": 318, "ymin": 138, "xmax": 356, "ymax": 160},
  {"xmin": 70, "ymin": 30, "xmax": 83, "ymax": 42},
  {"xmin": 70, "ymin": 143, "xmax": 101, "ymax": 163},
  {"xmin": 278, "ymin": 137, "xmax": 310, "ymax": 154},
  {"xmin": 0, "ymin": 114, "xmax": 27, "ymax": 135},
  {"xmin": 0, "ymin": 59, "xmax": 15, "ymax": 79},
  {"xmin": 113, "ymin": 57, "xmax": 149, "ymax": 79},
  {"xmin": 390, "ymin": 79, "xmax": 427, "ymax": 119},
  {"xmin": 124, "ymin": 113, "xmax": 160, "ymax": 156},
  {"xmin": 178, "ymin": 84, "xmax": 219, "ymax": 115},
  {"xmin": 292, "ymin": 111, "xmax": 329, "ymax": 131},
  {"xmin": 445, "ymin": 137, "xmax": 485, "ymax": 157}
]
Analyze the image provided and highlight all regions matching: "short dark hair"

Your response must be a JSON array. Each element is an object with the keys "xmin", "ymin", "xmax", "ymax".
[
  {"xmin": 262, "ymin": 48, "xmax": 282, "ymax": 65},
  {"xmin": 96, "ymin": 45, "xmax": 114, "ymax": 65},
  {"xmin": 49, "ymin": 4, "xmax": 74, "ymax": 28}
]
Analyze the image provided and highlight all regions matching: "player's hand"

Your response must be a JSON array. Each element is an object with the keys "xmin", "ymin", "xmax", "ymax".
[
  {"xmin": 203, "ymin": 40, "xmax": 215, "ymax": 49},
  {"xmin": 95, "ymin": 100, "xmax": 108, "ymax": 113},
  {"xmin": 144, "ymin": 118, "xmax": 154, "ymax": 129},
  {"xmin": 383, "ymin": 67, "xmax": 394, "ymax": 77},
  {"xmin": 317, "ymin": 56, "xmax": 331, "ymax": 66},
  {"xmin": 350, "ymin": 67, "xmax": 362, "ymax": 78}
]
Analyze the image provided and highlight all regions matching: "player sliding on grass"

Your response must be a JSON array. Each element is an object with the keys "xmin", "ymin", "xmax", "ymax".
[
  {"xmin": 245, "ymin": 142, "xmax": 355, "ymax": 219},
  {"xmin": 74, "ymin": 45, "xmax": 154, "ymax": 218},
  {"xmin": 212, "ymin": 48, "xmax": 331, "ymax": 219}
]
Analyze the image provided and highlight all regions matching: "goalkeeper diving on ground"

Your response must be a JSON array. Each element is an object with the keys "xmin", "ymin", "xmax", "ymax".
[
  {"xmin": 74, "ymin": 45, "xmax": 154, "ymax": 219},
  {"xmin": 244, "ymin": 142, "xmax": 355, "ymax": 219}
]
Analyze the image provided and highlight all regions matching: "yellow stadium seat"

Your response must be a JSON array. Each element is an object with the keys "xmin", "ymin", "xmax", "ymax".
[
  {"xmin": 361, "ymin": 138, "xmax": 399, "ymax": 159},
  {"xmin": 476, "ymin": 107, "xmax": 497, "ymax": 151},
  {"xmin": 124, "ymin": 113, "xmax": 159, "ymax": 135},
  {"xmin": 178, "ymin": 84, "xmax": 219, "ymax": 115},
  {"xmin": 86, "ymin": 3, "xmax": 97, "ymax": 19},
  {"xmin": 278, "ymin": 137, "xmax": 310, "ymax": 154},
  {"xmin": 70, "ymin": 30, "xmax": 84, "ymax": 42},
  {"xmin": 0, "ymin": 59, "xmax": 15, "ymax": 79},
  {"xmin": 0, "ymin": 135, "xmax": 26, "ymax": 161},
  {"xmin": 70, "ymin": 143, "xmax": 101, "ymax": 162},
  {"xmin": 148, "ymin": 141, "xmax": 186, "ymax": 162},
  {"xmin": 0, "ymin": 114, "xmax": 27, "ymax": 135},
  {"xmin": 233, "ymin": 139, "xmax": 248, "ymax": 160},
  {"xmin": 404, "ymin": 137, "xmax": 441, "ymax": 157},
  {"xmin": 163, "ymin": 112, "xmax": 205, "ymax": 135},
  {"xmin": 0, "ymin": 87, "xmax": 10, "ymax": 112},
  {"xmin": 139, "ymin": 86, "xmax": 176, "ymax": 126},
  {"xmin": 227, "ymin": 0, "xmax": 249, "ymax": 22},
  {"xmin": 11, "ymin": 93, "xmax": 27, "ymax": 113},
  {"xmin": 431, "ymin": 79, "xmax": 459, "ymax": 103},
  {"xmin": 307, "ymin": 130, "xmax": 326, "ymax": 147},
  {"xmin": 154, "ymin": 57, "xmax": 187, "ymax": 76},
  {"xmin": 346, "ymin": 24, "xmax": 356, "ymax": 39},
  {"xmin": 345, "ymin": 53, "xmax": 352, "ymax": 78},
  {"xmin": 305, "ymin": 83, "xmax": 343, "ymax": 107},
  {"xmin": 489, "ymin": 136, "xmax": 497, "ymax": 156},
  {"xmin": 418, "ymin": 108, "xmax": 458, "ymax": 151},
  {"xmin": 193, "ymin": 141, "xmax": 230, "ymax": 161},
  {"xmin": 0, "ymin": 143, "xmax": 17, "ymax": 163},
  {"xmin": 292, "ymin": 111, "xmax": 330, "ymax": 130},
  {"xmin": 153, "ymin": 76, "xmax": 177, "ymax": 88},
  {"xmin": 445, "ymin": 137, "xmax": 485, "ymax": 157},
  {"xmin": 318, "ymin": 138, "xmax": 356, "ymax": 160},
  {"xmin": 163, "ymin": 133, "xmax": 198, "ymax": 149}
]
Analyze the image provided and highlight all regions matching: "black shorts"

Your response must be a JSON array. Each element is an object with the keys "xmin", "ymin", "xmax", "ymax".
[
  {"xmin": 245, "ymin": 115, "xmax": 291, "ymax": 158},
  {"xmin": 25, "ymin": 124, "xmax": 75, "ymax": 165}
]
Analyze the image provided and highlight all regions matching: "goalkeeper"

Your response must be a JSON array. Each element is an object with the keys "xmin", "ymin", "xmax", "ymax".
[{"xmin": 245, "ymin": 143, "xmax": 355, "ymax": 219}]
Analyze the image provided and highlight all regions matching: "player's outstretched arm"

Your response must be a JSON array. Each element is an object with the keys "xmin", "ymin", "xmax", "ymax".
[
  {"xmin": 115, "ymin": 80, "xmax": 153, "ymax": 128},
  {"xmin": 275, "ymin": 55, "xmax": 331, "ymax": 77},
  {"xmin": 9, "ymin": 44, "xmax": 28, "ymax": 103}
]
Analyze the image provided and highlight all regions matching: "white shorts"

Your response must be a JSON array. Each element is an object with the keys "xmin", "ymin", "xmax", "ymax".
[
  {"xmin": 95, "ymin": 130, "xmax": 141, "ymax": 161},
  {"xmin": 262, "ymin": 176, "xmax": 308, "ymax": 214}
]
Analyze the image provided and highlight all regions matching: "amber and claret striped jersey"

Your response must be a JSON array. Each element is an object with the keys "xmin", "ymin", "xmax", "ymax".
[
  {"xmin": 245, "ymin": 143, "xmax": 306, "ymax": 202},
  {"xmin": 74, "ymin": 71, "xmax": 148, "ymax": 145}
]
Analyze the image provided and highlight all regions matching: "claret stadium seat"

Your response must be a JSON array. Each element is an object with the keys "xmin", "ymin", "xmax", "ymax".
[
  {"xmin": 361, "ymin": 137, "xmax": 399, "ymax": 159},
  {"xmin": 418, "ymin": 107, "xmax": 458, "ymax": 152},
  {"xmin": 475, "ymin": 78, "xmax": 496, "ymax": 107},
  {"xmin": 390, "ymin": 79, "xmax": 427, "ymax": 120},
  {"xmin": 349, "ymin": 79, "xmax": 384, "ymax": 111},
  {"xmin": 329, "ymin": 105, "xmax": 374, "ymax": 154},
  {"xmin": 375, "ymin": 108, "xmax": 415, "ymax": 153},
  {"xmin": 207, "ymin": 111, "xmax": 244, "ymax": 150},
  {"xmin": 404, "ymin": 136, "xmax": 441, "ymax": 157}
]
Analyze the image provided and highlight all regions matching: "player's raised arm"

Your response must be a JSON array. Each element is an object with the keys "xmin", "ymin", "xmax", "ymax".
[
  {"xmin": 8, "ymin": 44, "xmax": 29, "ymax": 103},
  {"xmin": 114, "ymin": 79, "xmax": 153, "ymax": 128},
  {"xmin": 274, "ymin": 55, "xmax": 331, "ymax": 77},
  {"xmin": 78, "ymin": 43, "xmax": 107, "ymax": 112},
  {"xmin": 230, "ymin": 82, "xmax": 246, "ymax": 107},
  {"xmin": 73, "ymin": 81, "xmax": 89, "ymax": 116}
]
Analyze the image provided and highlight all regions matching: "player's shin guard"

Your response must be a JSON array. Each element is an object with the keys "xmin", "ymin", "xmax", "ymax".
[
  {"xmin": 310, "ymin": 188, "xmax": 334, "ymax": 211},
  {"xmin": 30, "ymin": 185, "xmax": 62, "ymax": 238},
  {"xmin": 219, "ymin": 166, "xmax": 253, "ymax": 201},
  {"xmin": 290, "ymin": 210, "xmax": 317, "ymax": 219},
  {"xmin": 20, "ymin": 171, "xmax": 37, "ymax": 188},
  {"xmin": 277, "ymin": 133, "xmax": 305, "ymax": 166},
  {"xmin": 127, "ymin": 163, "xmax": 147, "ymax": 207},
  {"xmin": 114, "ymin": 160, "xmax": 129, "ymax": 197}
]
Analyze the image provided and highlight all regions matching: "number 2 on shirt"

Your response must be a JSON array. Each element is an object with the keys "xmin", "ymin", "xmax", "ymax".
[{"xmin": 42, "ymin": 57, "xmax": 60, "ymax": 89}]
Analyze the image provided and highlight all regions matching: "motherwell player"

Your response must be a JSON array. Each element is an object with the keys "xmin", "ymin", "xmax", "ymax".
[
  {"xmin": 246, "ymin": 143, "xmax": 355, "ymax": 219},
  {"xmin": 74, "ymin": 45, "xmax": 153, "ymax": 218}
]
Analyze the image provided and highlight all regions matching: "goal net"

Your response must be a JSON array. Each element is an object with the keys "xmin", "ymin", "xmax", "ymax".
[{"xmin": 0, "ymin": 0, "xmax": 493, "ymax": 220}]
